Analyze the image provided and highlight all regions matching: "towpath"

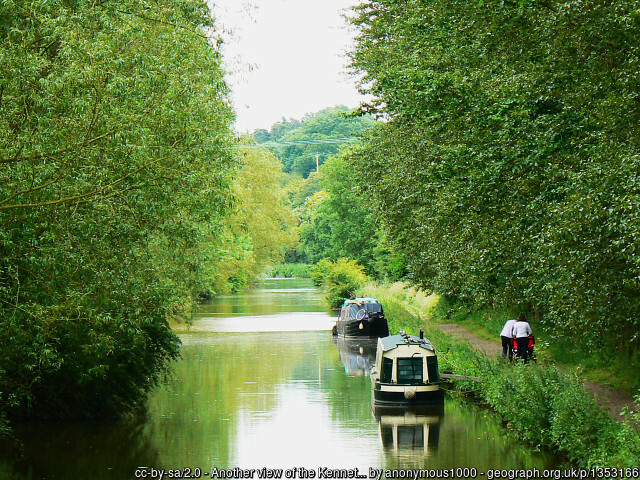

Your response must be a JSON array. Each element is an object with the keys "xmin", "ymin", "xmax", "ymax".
[{"xmin": 436, "ymin": 324, "xmax": 637, "ymax": 421}]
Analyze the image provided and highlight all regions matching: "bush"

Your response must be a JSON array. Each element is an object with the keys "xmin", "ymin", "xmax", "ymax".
[
  {"xmin": 309, "ymin": 258, "xmax": 334, "ymax": 286},
  {"xmin": 315, "ymin": 258, "xmax": 369, "ymax": 308},
  {"xmin": 0, "ymin": 310, "xmax": 180, "ymax": 423}
]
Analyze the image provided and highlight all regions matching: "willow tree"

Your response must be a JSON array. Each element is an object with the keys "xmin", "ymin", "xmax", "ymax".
[
  {"xmin": 0, "ymin": 0, "xmax": 236, "ymax": 425},
  {"xmin": 215, "ymin": 143, "xmax": 298, "ymax": 292},
  {"xmin": 348, "ymin": 0, "xmax": 640, "ymax": 354}
]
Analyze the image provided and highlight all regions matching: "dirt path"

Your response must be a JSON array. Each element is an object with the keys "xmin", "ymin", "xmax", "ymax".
[{"xmin": 436, "ymin": 323, "xmax": 637, "ymax": 421}]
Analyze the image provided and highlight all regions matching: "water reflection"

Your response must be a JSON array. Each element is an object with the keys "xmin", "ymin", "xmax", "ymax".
[
  {"xmin": 195, "ymin": 278, "xmax": 331, "ymax": 318},
  {"xmin": 377, "ymin": 408, "xmax": 443, "ymax": 458},
  {"xmin": 333, "ymin": 337, "xmax": 378, "ymax": 376},
  {"xmin": 0, "ymin": 278, "xmax": 562, "ymax": 479},
  {"xmin": 185, "ymin": 278, "xmax": 336, "ymax": 333},
  {"xmin": 0, "ymin": 416, "xmax": 161, "ymax": 480},
  {"xmin": 149, "ymin": 330, "xmax": 381, "ymax": 470}
]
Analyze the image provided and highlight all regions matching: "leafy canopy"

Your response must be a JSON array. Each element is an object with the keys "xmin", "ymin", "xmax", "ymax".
[
  {"xmin": 348, "ymin": 0, "xmax": 640, "ymax": 355},
  {"xmin": 0, "ymin": 0, "xmax": 236, "ymax": 423}
]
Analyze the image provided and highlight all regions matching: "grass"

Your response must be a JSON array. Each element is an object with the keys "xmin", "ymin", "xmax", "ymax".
[
  {"xmin": 405, "ymin": 290, "xmax": 640, "ymax": 395},
  {"xmin": 362, "ymin": 281, "xmax": 440, "ymax": 331},
  {"xmin": 549, "ymin": 344, "xmax": 640, "ymax": 394},
  {"xmin": 358, "ymin": 282, "xmax": 640, "ymax": 468}
]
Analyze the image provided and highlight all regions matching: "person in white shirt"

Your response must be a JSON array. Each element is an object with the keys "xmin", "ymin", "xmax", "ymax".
[
  {"xmin": 512, "ymin": 314, "xmax": 533, "ymax": 363},
  {"xmin": 500, "ymin": 318, "xmax": 516, "ymax": 360}
]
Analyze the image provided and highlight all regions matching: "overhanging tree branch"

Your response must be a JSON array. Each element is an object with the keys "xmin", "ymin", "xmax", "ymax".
[
  {"xmin": 0, "ymin": 174, "xmax": 64, "ymax": 208},
  {"xmin": 0, "ymin": 155, "xmax": 169, "ymax": 211},
  {"xmin": 0, "ymin": 130, "xmax": 116, "ymax": 165}
]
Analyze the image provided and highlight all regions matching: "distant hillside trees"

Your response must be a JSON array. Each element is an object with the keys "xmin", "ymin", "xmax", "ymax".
[
  {"xmin": 253, "ymin": 106, "xmax": 375, "ymax": 177},
  {"xmin": 348, "ymin": 0, "xmax": 640, "ymax": 356}
]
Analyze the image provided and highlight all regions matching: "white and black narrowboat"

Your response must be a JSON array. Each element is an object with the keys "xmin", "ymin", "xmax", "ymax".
[
  {"xmin": 333, "ymin": 297, "xmax": 390, "ymax": 338},
  {"xmin": 370, "ymin": 330, "xmax": 443, "ymax": 409}
]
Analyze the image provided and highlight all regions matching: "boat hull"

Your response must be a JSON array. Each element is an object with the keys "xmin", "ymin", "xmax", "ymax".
[
  {"xmin": 335, "ymin": 318, "xmax": 389, "ymax": 338},
  {"xmin": 371, "ymin": 382, "xmax": 444, "ymax": 408}
]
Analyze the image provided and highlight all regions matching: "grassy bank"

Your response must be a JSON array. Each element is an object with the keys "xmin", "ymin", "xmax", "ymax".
[
  {"xmin": 359, "ymin": 283, "xmax": 640, "ymax": 468},
  {"xmin": 366, "ymin": 285, "xmax": 640, "ymax": 396},
  {"xmin": 428, "ymin": 297, "xmax": 640, "ymax": 395}
]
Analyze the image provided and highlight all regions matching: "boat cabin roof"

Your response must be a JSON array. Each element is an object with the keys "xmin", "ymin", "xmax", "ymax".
[
  {"xmin": 340, "ymin": 297, "xmax": 384, "ymax": 319},
  {"xmin": 378, "ymin": 333, "xmax": 435, "ymax": 353},
  {"xmin": 342, "ymin": 297, "xmax": 380, "ymax": 307}
]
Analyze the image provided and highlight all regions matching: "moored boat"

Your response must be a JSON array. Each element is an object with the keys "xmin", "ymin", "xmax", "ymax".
[
  {"xmin": 333, "ymin": 297, "xmax": 390, "ymax": 338},
  {"xmin": 370, "ymin": 330, "xmax": 444, "ymax": 409}
]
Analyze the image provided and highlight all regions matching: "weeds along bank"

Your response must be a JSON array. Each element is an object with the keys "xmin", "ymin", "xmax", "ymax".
[{"xmin": 359, "ymin": 284, "xmax": 640, "ymax": 469}]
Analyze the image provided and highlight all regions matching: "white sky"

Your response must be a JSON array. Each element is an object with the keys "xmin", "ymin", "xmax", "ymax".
[{"xmin": 210, "ymin": 0, "xmax": 364, "ymax": 133}]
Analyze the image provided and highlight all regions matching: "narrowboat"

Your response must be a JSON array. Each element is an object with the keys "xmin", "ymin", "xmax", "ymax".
[
  {"xmin": 370, "ymin": 330, "xmax": 444, "ymax": 409},
  {"xmin": 333, "ymin": 297, "xmax": 390, "ymax": 338}
]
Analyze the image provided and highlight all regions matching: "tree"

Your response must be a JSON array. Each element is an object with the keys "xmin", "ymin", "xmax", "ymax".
[
  {"xmin": 253, "ymin": 106, "xmax": 376, "ymax": 177},
  {"xmin": 293, "ymin": 152, "xmax": 405, "ymax": 280},
  {"xmin": 0, "ymin": 0, "xmax": 236, "ymax": 424},
  {"xmin": 348, "ymin": 0, "xmax": 640, "ymax": 353},
  {"xmin": 214, "ymin": 142, "xmax": 298, "ymax": 291}
]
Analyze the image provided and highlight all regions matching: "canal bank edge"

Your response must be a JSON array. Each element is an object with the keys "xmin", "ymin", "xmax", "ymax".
[
  {"xmin": 435, "ymin": 323, "xmax": 637, "ymax": 420},
  {"xmin": 359, "ymin": 283, "xmax": 640, "ymax": 468},
  {"xmin": 360, "ymin": 283, "xmax": 637, "ymax": 420}
]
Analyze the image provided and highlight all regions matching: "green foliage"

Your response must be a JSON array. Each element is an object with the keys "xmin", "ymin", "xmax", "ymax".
[
  {"xmin": 0, "ymin": 0, "xmax": 236, "ymax": 424},
  {"xmin": 299, "ymin": 154, "xmax": 378, "ymax": 266},
  {"xmin": 348, "ymin": 0, "xmax": 640, "ymax": 359},
  {"xmin": 254, "ymin": 117, "xmax": 302, "ymax": 144},
  {"xmin": 293, "ymin": 152, "xmax": 406, "ymax": 279},
  {"xmin": 213, "ymin": 142, "xmax": 298, "ymax": 292},
  {"xmin": 267, "ymin": 263, "xmax": 312, "ymax": 278},
  {"xmin": 482, "ymin": 363, "xmax": 640, "ymax": 467},
  {"xmin": 363, "ymin": 284, "xmax": 640, "ymax": 468},
  {"xmin": 267, "ymin": 107, "xmax": 405, "ymax": 281},
  {"xmin": 312, "ymin": 258, "xmax": 369, "ymax": 308},
  {"xmin": 309, "ymin": 258, "xmax": 334, "ymax": 287},
  {"xmin": 254, "ymin": 106, "xmax": 375, "ymax": 177}
]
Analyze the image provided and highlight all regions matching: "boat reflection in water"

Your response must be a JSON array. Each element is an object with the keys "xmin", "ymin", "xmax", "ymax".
[
  {"xmin": 333, "ymin": 336, "xmax": 378, "ymax": 376},
  {"xmin": 374, "ymin": 405, "xmax": 444, "ymax": 459}
]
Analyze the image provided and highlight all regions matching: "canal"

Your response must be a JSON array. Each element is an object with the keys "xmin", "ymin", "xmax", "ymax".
[{"xmin": 0, "ymin": 278, "xmax": 560, "ymax": 479}]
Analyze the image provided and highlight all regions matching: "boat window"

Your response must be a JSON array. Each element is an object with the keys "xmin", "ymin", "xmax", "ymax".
[
  {"xmin": 426, "ymin": 356, "xmax": 439, "ymax": 383},
  {"xmin": 347, "ymin": 305, "xmax": 359, "ymax": 320},
  {"xmin": 381, "ymin": 357, "xmax": 393, "ymax": 383},
  {"xmin": 343, "ymin": 303, "xmax": 383, "ymax": 320},
  {"xmin": 397, "ymin": 357, "xmax": 423, "ymax": 385},
  {"xmin": 364, "ymin": 303, "xmax": 383, "ymax": 315}
]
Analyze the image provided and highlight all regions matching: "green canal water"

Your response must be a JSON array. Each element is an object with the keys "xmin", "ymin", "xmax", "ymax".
[{"xmin": 1, "ymin": 278, "xmax": 561, "ymax": 479}]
